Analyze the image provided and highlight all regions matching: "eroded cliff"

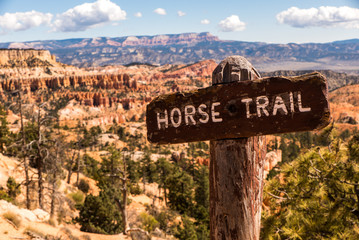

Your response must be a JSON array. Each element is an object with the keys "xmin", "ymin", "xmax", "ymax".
[{"xmin": 0, "ymin": 49, "xmax": 59, "ymax": 68}]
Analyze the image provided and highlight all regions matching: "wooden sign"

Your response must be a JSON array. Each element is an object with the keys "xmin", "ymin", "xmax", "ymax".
[{"xmin": 146, "ymin": 72, "xmax": 330, "ymax": 144}]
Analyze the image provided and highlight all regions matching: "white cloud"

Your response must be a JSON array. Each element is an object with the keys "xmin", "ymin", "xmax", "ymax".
[
  {"xmin": 134, "ymin": 12, "xmax": 142, "ymax": 18},
  {"xmin": 53, "ymin": 0, "xmax": 126, "ymax": 32},
  {"xmin": 201, "ymin": 19, "xmax": 210, "ymax": 25},
  {"xmin": 218, "ymin": 15, "xmax": 246, "ymax": 32},
  {"xmin": 154, "ymin": 8, "xmax": 166, "ymax": 15},
  {"xmin": 0, "ymin": 10, "xmax": 52, "ymax": 33},
  {"xmin": 277, "ymin": 6, "xmax": 359, "ymax": 28},
  {"xmin": 177, "ymin": 11, "xmax": 186, "ymax": 17}
]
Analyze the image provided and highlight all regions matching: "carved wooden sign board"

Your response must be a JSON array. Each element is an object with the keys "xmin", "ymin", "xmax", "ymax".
[{"xmin": 146, "ymin": 72, "xmax": 330, "ymax": 144}]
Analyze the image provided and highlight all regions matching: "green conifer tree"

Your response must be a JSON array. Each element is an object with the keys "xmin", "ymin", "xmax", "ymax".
[
  {"xmin": 175, "ymin": 215, "xmax": 198, "ymax": 240},
  {"xmin": 77, "ymin": 193, "xmax": 122, "ymax": 234},
  {"xmin": 0, "ymin": 103, "xmax": 10, "ymax": 153},
  {"xmin": 262, "ymin": 134, "xmax": 359, "ymax": 239},
  {"xmin": 77, "ymin": 146, "xmax": 124, "ymax": 234},
  {"xmin": 167, "ymin": 167, "xmax": 195, "ymax": 214}
]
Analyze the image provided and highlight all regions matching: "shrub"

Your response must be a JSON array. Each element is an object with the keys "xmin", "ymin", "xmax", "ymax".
[
  {"xmin": 24, "ymin": 226, "xmax": 45, "ymax": 238},
  {"xmin": 129, "ymin": 183, "xmax": 143, "ymax": 195},
  {"xmin": 0, "ymin": 189, "xmax": 12, "ymax": 202},
  {"xmin": 78, "ymin": 179, "xmax": 90, "ymax": 194},
  {"xmin": 60, "ymin": 227, "xmax": 80, "ymax": 240},
  {"xmin": 7, "ymin": 177, "xmax": 21, "ymax": 199},
  {"xmin": 139, "ymin": 212, "xmax": 159, "ymax": 233},
  {"xmin": 3, "ymin": 211, "xmax": 22, "ymax": 228},
  {"xmin": 81, "ymin": 235, "xmax": 91, "ymax": 240},
  {"xmin": 175, "ymin": 215, "xmax": 197, "ymax": 240},
  {"xmin": 154, "ymin": 210, "xmax": 176, "ymax": 233},
  {"xmin": 68, "ymin": 190, "xmax": 85, "ymax": 206},
  {"xmin": 47, "ymin": 217, "xmax": 57, "ymax": 227}
]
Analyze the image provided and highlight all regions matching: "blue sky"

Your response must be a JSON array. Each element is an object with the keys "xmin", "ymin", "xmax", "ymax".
[{"xmin": 0, "ymin": 0, "xmax": 358, "ymax": 43}]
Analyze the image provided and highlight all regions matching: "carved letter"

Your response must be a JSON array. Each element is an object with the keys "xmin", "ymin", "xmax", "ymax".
[
  {"xmin": 298, "ymin": 92, "xmax": 311, "ymax": 112},
  {"xmin": 198, "ymin": 104, "xmax": 209, "ymax": 124},
  {"xmin": 289, "ymin": 92, "xmax": 294, "ymax": 113},
  {"xmin": 273, "ymin": 96, "xmax": 288, "ymax": 116},
  {"xmin": 256, "ymin": 96, "xmax": 269, "ymax": 117},
  {"xmin": 170, "ymin": 108, "xmax": 182, "ymax": 128},
  {"xmin": 211, "ymin": 102, "xmax": 223, "ymax": 123},
  {"xmin": 241, "ymin": 98, "xmax": 253, "ymax": 118},
  {"xmin": 157, "ymin": 110, "xmax": 168, "ymax": 130},
  {"xmin": 185, "ymin": 105, "xmax": 196, "ymax": 125}
]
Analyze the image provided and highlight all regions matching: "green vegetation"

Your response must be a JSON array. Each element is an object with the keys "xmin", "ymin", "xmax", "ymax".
[
  {"xmin": 76, "ymin": 193, "xmax": 122, "ymax": 234},
  {"xmin": 76, "ymin": 147, "xmax": 124, "ymax": 235},
  {"xmin": 175, "ymin": 215, "xmax": 198, "ymax": 240},
  {"xmin": 0, "ymin": 177, "xmax": 21, "ymax": 203},
  {"xmin": 3, "ymin": 86, "xmax": 359, "ymax": 239},
  {"xmin": 0, "ymin": 103, "xmax": 10, "ymax": 153},
  {"xmin": 68, "ymin": 190, "xmax": 85, "ymax": 205},
  {"xmin": 6, "ymin": 177, "xmax": 21, "ymax": 200},
  {"xmin": 78, "ymin": 179, "xmax": 90, "ymax": 194},
  {"xmin": 262, "ymin": 128, "xmax": 359, "ymax": 239},
  {"xmin": 139, "ymin": 212, "xmax": 159, "ymax": 232}
]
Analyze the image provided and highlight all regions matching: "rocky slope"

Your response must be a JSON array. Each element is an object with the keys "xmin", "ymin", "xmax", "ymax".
[
  {"xmin": 329, "ymin": 84, "xmax": 359, "ymax": 126},
  {"xmin": 163, "ymin": 59, "xmax": 216, "ymax": 79}
]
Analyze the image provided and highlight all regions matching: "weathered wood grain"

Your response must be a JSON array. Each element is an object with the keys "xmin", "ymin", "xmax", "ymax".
[
  {"xmin": 146, "ymin": 69, "xmax": 330, "ymax": 144},
  {"xmin": 210, "ymin": 56, "xmax": 266, "ymax": 240}
]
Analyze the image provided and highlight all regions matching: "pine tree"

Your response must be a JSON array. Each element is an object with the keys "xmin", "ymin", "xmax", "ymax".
[
  {"xmin": 194, "ymin": 165, "xmax": 209, "ymax": 209},
  {"xmin": 0, "ymin": 103, "xmax": 10, "ymax": 153},
  {"xmin": 140, "ymin": 153, "xmax": 158, "ymax": 185},
  {"xmin": 193, "ymin": 165, "xmax": 210, "ymax": 238},
  {"xmin": 167, "ymin": 167, "xmax": 195, "ymax": 214},
  {"xmin": 155, "ymin": 157, "xmax": 173, "ymax": 205},
  {"xmin": 77, "ymin": 146, "xmax": 124, "ymax": 234},
  {"xmin": 348, "ymin": 134, "xmax": 359, "ymax": 160},
  {"xmin": 77, "ymin": 193, "xmax": 122, "ymax": 234},
  {"xmin": 175, "ymin": 215, "xmax": 198, "ymax": 240},
  {"xmin": 262, "ymin": 133, "xmax": 359, "ymax": 239}
]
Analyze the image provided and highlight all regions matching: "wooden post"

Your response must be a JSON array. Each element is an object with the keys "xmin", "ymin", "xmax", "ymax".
[{"xmin": 210, "ymin": 56, "xmax": 267, "ymax": 240}]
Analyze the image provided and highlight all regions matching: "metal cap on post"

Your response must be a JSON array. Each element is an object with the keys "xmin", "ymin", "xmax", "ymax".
[{"xmin": 210, "ymin": 56, "xmax": 266, "ymax": 240}]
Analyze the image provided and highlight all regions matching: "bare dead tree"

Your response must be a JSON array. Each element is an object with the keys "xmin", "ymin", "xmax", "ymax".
[
  {"xmin": 19, "ymin": 90, "xmax": 31, "ymax": 209},
  {"xmin": 44, "ymin": 96, "xmax": 68, "ymax": 220},
  {"xmin": 64, "ymin": 127, "xmax": 81, "ymax": 185},
  {"xmin": 75, "ymin": 123, "xmax": 84, "ymax": 186},
  {"xmin": 76, "ymin": 150, "xmax": 81, "ymax": 186},
  {"xmin": 47, "ymin": 131, "xmax": 65, "ymax": 219},
  {"xmin": 65, "ymin": 147, "xmax": 77, "ymax": 184},
  {"xmin": 27, "ymin": 103, "xmax": 55, "ymax": 210},
  {"xmin": 28, "ymin": 107, "xmax": 44, "ymax": 209},
  {"xmin": 7, "ymin": 87, "xmax": 32, "ymax": 209},
  {"xmin": 108, "ymin": 150, "xmax": 130, "ymax": 234}
]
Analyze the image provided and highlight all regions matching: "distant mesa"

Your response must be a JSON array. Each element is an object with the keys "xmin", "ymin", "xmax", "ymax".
[
  {"xmin": 1, "ymin": 32, "xmax": 359, "ymax": 71},
  {"xmin": 0, "ymin": 49, "xmax": 59, "ymax": 68}
]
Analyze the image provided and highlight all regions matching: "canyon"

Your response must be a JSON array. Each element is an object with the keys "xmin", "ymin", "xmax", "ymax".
[
  {"xmin": 0, "ymin": 46, "xmax": 358, "ymax": 239},
  {"xmin": 1, "ymin": 49, "xmax": 359, "ymax": 126}
]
